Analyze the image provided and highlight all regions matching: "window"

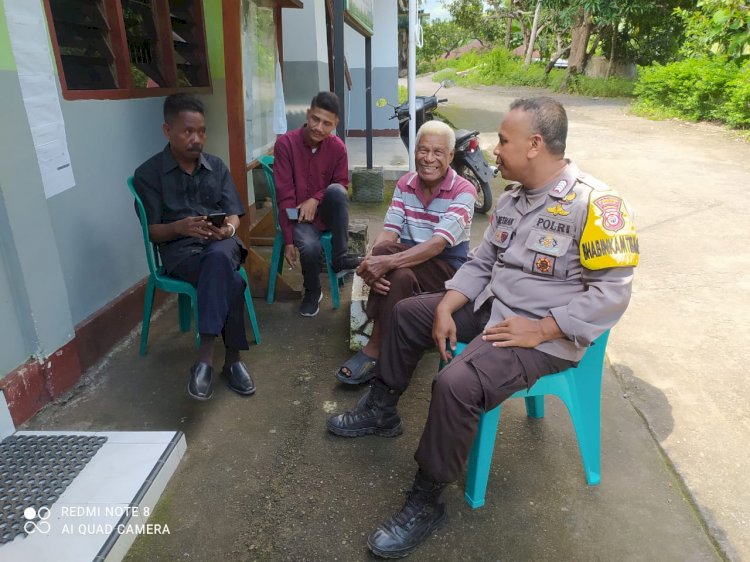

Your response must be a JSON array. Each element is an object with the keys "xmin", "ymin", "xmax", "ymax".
[{"xmin": 44, "ymin": 0, "xmax": 210, "ymax": 99}]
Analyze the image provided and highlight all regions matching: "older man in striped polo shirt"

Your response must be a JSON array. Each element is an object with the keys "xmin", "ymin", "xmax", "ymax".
[{"xmin": 334, "ymin": 120, "xmax": 477, "ymax": 385}]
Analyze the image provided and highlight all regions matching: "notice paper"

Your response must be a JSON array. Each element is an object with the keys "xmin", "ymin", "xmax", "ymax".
[{"xmin": 5, "ymin": 0, "xmax": 76, "ymax": 198}]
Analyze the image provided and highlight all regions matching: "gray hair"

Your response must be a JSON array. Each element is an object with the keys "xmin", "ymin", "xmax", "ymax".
[
  {"xmin": 509, "ymin": 97, "xmax": 567, "ymax": 155},
  {"xmin": 416, "ymin": 120, "xmax": 456, "ymax": 150}
]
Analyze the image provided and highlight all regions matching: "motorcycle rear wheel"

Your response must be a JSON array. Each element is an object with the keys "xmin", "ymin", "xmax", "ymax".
[{"xmin": 456, "ymin": 164, "xmax": 493, "ymax": 214}]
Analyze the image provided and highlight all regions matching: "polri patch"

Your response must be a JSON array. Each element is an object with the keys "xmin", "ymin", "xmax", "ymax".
[
  {"xmin": 533, "ymin": 254, "xmax": 555, "ymax": 276},
  {"xmin": 533, "ymin": 234, "xmax": 562, "ymax": 255}
]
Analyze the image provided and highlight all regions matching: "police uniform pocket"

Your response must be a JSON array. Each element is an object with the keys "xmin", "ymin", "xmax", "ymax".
[{"xmin": 522, "ymin": 230, "xmax": 572, "ymax": 279}]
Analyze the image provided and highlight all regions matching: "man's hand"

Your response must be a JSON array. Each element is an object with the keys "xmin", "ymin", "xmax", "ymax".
[
  {"xmin": 173, "ymin": 216, "xmax": 213, "ymax": 239},
  {"xmin": 432, "ymin": 303, "xmax": 458, "ymax": 363},
  {"xmin": 371, "ymin": 277, "xmax": 391, "ymax": 296},
  {"xmin": 298, "ymin": 198, "xmax": 319, "ymax": 222},
  {"xmin": 482, "ymin": 316, "xmax": 561, "ymax": 348},
  {"xmin": 357, "ymin": 254, "xmax": 395, "ymax": 286},
  {"xmin": 284, "ymin": 244, "xmax": 298, "ymax": 269},
  {"xmin": 205, "ymin": 224, "xmax": 232, "ymax": 241}
]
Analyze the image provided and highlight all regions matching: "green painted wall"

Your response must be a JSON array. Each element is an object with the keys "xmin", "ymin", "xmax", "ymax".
[
  {"xmin": 0, "ymin": 2, "xmax": 16, "ymax": 71},
  {"xmin": 205, "ymin": 0, "xmax": 225, "ymax": 80}
]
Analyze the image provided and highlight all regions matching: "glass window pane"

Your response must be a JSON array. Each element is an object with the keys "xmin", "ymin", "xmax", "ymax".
[
  {"xmin": 242, "ymin": 0, "xmax": 277, "ymax": 161},
  {"xmin": 48, "ymin": 0, "xmax": 117, "ymax": 90},
  {"xmin": 122, "ymin": 0, "xmax": 167, "ymax": 88},
  {"xmin": 169, "ymin": 0, "xmax": 209, "ymax": 87}
]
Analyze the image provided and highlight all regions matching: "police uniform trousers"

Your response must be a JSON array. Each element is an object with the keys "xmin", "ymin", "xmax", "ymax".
[
  {"xmin": 170, "ymin": 237, "xmax": 249, "ymax": 350},
  {"xmin": 293, "ymin": 184, "xmax": 350, "ymax": 293},
  {"xmin": 375, "ymin": 292, "xmax": 574, "ymax": 484},
  {"xmin": 364, "ymin": 241, "xmax": 456, "ymax": 335}
]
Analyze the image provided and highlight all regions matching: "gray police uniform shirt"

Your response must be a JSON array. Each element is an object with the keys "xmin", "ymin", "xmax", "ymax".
[{"xmin": 445, "ymin": 161, "xmax": 637, "ymax": 362}]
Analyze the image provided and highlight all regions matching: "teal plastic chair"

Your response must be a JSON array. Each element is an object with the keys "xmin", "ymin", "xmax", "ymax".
[
  {"xmin": 441, "ymin": 330, "xmax": 610, "ymax": 509},
  {"xmin": 127, "ymin": 176, "xmax": 261, "ymax": 355},
  {"xmin": 257, "ymin": 155, "xmax": 340, "ymax": 308}
]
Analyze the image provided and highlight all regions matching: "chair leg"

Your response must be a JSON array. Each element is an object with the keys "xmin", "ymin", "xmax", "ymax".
[
  {"xmin": 140, "ymin": 278, "xmax": 157, "ymax": 356},
  {"xmin": 267, "ymin": 237, "xmax": 283, "ymax": 304},
  {"xmin": 524, "ymin": 396, "xmax": 545, "ymax": 419},
  {"xmin": 464, "ymin": 406, "xmax": 502, "ymax": 509},
  {"xmin": 563, "ymin": 381, "xmax": 603, "ymax": 486},
  {"xmin": 321, "ymin": 235, "xmax": 340, "ymax": 310},
  {"xmin": 239, "ymin": 267, "xmax": 261, "ymax": 345},
  {"xmin": 178, "ymin": 293, "xmax": 192, "ymax": 332}
]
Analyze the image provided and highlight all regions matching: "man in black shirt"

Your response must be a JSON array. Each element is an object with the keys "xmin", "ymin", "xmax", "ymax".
[{"xmin": 134, "ymin": 94, "xmax": 254, "ymax": 401}]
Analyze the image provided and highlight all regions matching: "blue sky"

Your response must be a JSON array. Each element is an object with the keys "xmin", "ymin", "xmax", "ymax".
[{"xmin": 421, "ymin": 0, "xmax": 451, "ymax": 21}]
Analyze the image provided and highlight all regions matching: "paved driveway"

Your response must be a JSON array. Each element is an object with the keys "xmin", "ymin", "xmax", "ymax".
[{"xmin": 432, "ymin": 75, "xmax": 750, "ymax": 560}]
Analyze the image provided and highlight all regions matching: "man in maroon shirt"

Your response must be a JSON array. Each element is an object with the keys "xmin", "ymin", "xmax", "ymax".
[{"xmin": 274, "ymin": 92, "xmax": 362, "ymax": 316}]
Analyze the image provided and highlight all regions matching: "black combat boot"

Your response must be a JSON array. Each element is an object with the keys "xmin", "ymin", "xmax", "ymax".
[
  {"xmin": 326, "ymin": 379, "xmax": 402, "ymax": 437},
  {"xmin": 367, "ymin": 470, "xmax": 448, "ymax": 558}
]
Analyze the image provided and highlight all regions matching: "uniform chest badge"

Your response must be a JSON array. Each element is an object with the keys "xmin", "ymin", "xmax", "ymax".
[
  {"xmin": 533, "ymin": 254, "xmax": 555, "ymax": 276},
  {"xmin": 495, "ymin": 228, "xmax": 512, "ymax": 247},
  {"xmin": 546, "ymin": 191, "xmax": 576, "ymax": 216},
  {"xmin": 533, "ymin": 234, "xmax": 562, "ymax": 255},
  {"xmin": 594, "ymin": 195, "xmax": 625, "ymax": 232}
]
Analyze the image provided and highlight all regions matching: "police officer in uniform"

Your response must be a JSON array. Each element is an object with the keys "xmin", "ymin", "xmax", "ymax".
[{"xmin": 327, "ymin": 97, "xmax": 639, "ymax": 558}]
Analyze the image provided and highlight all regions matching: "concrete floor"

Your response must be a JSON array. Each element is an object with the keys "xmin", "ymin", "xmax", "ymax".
[{"xmin": 20, "ymin": 77, "xmax": 748, "ymax": 560}]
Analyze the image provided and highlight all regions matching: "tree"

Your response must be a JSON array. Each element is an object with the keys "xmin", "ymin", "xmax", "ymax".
[
  {"xmin": 446, "ymin": 0, "xmax": 504, "ymax": 46},
  {"xmin": 420, "ymin": 19, "xmax": 467, "ymax": 60},
  {"xmin": 677, "ymin": 0, "xmax": 750, "ymax": 61}
]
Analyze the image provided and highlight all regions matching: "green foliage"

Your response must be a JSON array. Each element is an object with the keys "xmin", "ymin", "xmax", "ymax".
[
  {"xmin": 634, "ymin": 57, "xmax": 737, "ymax": 120},
  {"xmin": 634, "ymin": 57, "xmax": 750, "ymax": 128},
  {"xmin": 446, "ymin": 0, "xmax": 503, "ymax": 45},
  {"xmin": 398, "ymin": 85, "xmax": 408, "ymax": 104},
  {"xmin": 565, "ymin": 74, "xmax": 636, "ymax": 97},
  {"xmin": 722, "ymin": 63, "xmax": 750, "ymax": 127},
  {"xmin": 420, "ymin": 19, "xmax": 468, "ymax": 62},
  {"xmin": 677, "ymin": 0, "xmax": 750, "ymax": 61},
  {"xmin": 428, "ymin": 47, "xmax": 634, "ymax": 98}
]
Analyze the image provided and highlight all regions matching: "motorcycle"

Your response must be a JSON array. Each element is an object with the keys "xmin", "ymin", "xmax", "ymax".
[{"xmin": 377, "ymin": 81, "xmax": 497, "ymax": 214}]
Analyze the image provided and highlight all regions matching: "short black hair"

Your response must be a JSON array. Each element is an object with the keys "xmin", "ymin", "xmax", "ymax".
[
  {"xmin": 310, "ymin": 91, "xmax": 340, "ymax": 117},
  {"xmin": 509, "ymin": 97, "xmax": 567, "ymax": 155},
  {"xmin": 164, "ymin": 94, "xmax": 205, "ymax": 124}
]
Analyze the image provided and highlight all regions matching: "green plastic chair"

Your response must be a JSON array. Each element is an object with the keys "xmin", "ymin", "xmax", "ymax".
[
  {"xmin": 440, "ymin": 330, "xmax": 610, "ymax": 509},
  {"xmin": 127, "ymin": 176, "xmax": 261, "ymax": 355},
  {"xmin": 257, "ymin": 155, "xmax": 340, "ymax": 308}
]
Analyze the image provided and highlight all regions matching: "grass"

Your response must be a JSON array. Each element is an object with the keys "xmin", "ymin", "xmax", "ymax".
[{"xmin": 420, "ymin": 47, "xmax": 635, "ymax": 98}]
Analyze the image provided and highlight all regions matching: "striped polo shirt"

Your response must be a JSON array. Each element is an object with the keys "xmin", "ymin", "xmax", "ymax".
[{"xmin": 383, "ymin": 167, "xmax": 477, "ymax": 269}]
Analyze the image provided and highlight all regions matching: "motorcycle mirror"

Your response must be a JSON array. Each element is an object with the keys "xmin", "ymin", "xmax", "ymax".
[
  {"xmin": 440, "ymin": 79, "xmax": 455, "ymax": 88},
  {"xmin": 375, "ymin": 98, "xmax": 389, "ymax": 108}
]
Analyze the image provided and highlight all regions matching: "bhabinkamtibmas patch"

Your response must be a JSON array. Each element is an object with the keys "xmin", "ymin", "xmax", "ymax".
[{"xmin": 580, "ymin": 190, "xmax": 639, "ymax": 269}]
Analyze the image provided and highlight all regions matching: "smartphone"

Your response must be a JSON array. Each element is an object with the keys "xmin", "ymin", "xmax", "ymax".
[
  {"xmin": 285, "ymin": 207, "xmax": 299, "ymax": 221},
  {"xmin": 207, "ymin": 212, "xmax": 226, "ymax": 227}
]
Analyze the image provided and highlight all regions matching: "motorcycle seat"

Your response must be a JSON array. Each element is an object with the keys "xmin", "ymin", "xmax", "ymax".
[{"xmin": 454, "ymin": 129, "xmax": 477, "ymax": 146}]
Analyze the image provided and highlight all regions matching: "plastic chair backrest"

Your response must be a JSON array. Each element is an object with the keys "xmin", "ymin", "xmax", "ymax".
[
  {"xmin": 127, "ymin": 176, "xmax": 161, "ymax": 275},
  {"xmin": 257, "ymin": 155, "xmax": 281, "ymax": 235}
]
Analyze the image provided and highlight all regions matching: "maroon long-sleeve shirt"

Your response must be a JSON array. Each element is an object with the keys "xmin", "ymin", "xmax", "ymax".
[{"xmin": 273, "ymin": 126, "xmax": 349, "ymax": 245}]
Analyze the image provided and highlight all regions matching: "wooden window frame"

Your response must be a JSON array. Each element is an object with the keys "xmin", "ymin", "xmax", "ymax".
[{"xmin": 43, "ymin": 0, "xmax": 212, "ymax": 100}]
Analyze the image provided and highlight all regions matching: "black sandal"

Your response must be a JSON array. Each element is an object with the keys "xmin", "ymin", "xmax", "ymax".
[{"xmin": 336, "ymin": 351, "xmax": 377, "ymax": 385}]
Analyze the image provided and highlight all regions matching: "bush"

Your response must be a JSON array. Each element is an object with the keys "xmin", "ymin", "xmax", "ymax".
[
  {"xmin": 425, "ymin": 47, "xmax": 631, "ymax": 98},
  {"xmin": 634, "ymin": 57, "xmax": 740, "ymax": 122},
  {"xmin": 722, "ymin": 63, "xmax": 750, "ymax": 129},
  {"xmin": 566, "ymin": 74, "xmax": 635, "ymax": 97}
]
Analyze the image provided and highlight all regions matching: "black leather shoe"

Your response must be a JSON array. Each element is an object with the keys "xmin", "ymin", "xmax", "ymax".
[
  {"xmin": 188, "ymin": 362, "xmax": 213, "ymax": 401},
  {"xmin": 327, "ymin": 380, "xmax": 402, "ymax": 437},
  {"xmin": 368, "ymin": 472, "xmax": 448, "ymax": 558},
  {"xmin": 333, "ymin": 253, "xmax": 363, "ymax": 273},
  {"xmin": 223, "ymin": 361, "xmax": 255, "ymax": 395}
]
